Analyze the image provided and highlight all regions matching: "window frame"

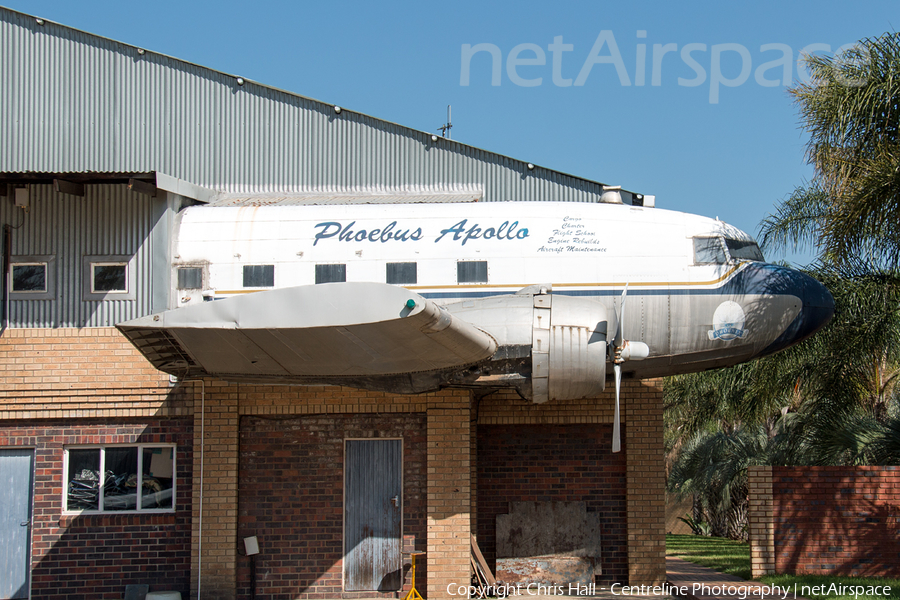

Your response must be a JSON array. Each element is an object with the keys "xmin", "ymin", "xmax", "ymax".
[
  {"xmin": 83, "ymin": 255, "xmax": 136, "ymax": 301},
  {"xmin": 63, "ymin": 444, "xmax": 177, "ymax": 514},
  {"xmin": 9, "ymin": 254, "xmax": 55, "ymax": 300},
  {"xmin": 176, "ymin": 265, "xmax": 205, "ymax": 290}
]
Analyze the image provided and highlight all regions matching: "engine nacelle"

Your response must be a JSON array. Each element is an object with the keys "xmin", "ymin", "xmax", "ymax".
[
  {"xmin": 531, "ymin": 293, "xmax": 607, "ymax": 403},
  {"xmin": 443, "ymin": 290, "xmax": 608, "ymax": 403}
]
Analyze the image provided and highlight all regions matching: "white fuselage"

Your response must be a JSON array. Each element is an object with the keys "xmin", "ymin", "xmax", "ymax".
[
  {"xmin": 166, "ymin": 200, "xmax": 832, "ymax": 380},
  {"xmin": 174, "ymin": 201, "xmax": 748, "ymax": 301}
]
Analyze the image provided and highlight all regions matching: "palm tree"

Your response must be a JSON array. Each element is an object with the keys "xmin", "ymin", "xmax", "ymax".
[
  {"xmin": 668, "ymin": 34, "xmax": 900, "ymax": 540},
  {"xmin": 665, "ymin": 265, "xmax": 900, "ymax": 538},
  {"xmin": 759, "ymin": 33, "xmax": 900, "ymax": 268}
]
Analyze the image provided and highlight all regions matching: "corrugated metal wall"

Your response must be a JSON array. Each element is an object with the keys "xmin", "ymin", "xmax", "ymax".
[
  {"xmin": 0, "ymin": 7, "xmax": 608, "ymax": 202},
  {"xmin": 1, "ymin": 185, "xmax": 162, "ymax": 327}
]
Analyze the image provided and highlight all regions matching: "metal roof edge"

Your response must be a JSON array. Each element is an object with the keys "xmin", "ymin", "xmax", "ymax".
[
  {"xmin": 155, "ymin": 173, "xmax": 216, "ymax": 204},
  {"xmin": 0, "ymin": 5, "xmax": 644, "ymax": 199}
]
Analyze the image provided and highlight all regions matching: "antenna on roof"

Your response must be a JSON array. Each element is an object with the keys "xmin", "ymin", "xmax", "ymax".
[{"xmin": 438, "ymin": 105, "xmax": 452, "ymax": 139}]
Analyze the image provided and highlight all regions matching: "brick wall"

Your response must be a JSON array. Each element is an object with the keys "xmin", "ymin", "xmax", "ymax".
[
  {"xmin": 623, "ymin": 380, "xmax": 666, "ymax": 585},
  {"xmin": 237, "ymin": 413, "xmax": 427, "ymax": 599},
  {"xmin": 427, "ymin": 405, "xmax": 471, "ymax": 599},
  {"xmin": 748, "ymin": 465, "xmax": 775, "ymax": 578},
  {"xmin": 192, "ymin": 382, "xmax": 240, "ymax": 600},
  {"xmin": 0, "ymin": 328, "xmax": 190, "ymax": 420},
  {"xmin": 749, "ymin": 466, "xmax": 900, "ymax": 577},
  {"xmin": 2, "ymin": 327, "xmax": 667, "ymax": 596},
  {"xmin": 476, "ymin": 423, "xmax": 628, "ymax": 583},
  {"xmin": 0, "ymin": 419, "xmax": 193, "ymax": 599},
  {"xmin": 476, "ymin": 381, "xmax": 666, "ymax": 586}
]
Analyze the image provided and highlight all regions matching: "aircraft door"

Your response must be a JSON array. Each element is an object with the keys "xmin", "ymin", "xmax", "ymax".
[{"xmin": 344, "ymin": 439, "xmax": 403, "ymax": 592}]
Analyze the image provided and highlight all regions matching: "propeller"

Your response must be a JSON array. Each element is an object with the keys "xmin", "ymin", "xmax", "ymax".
[{"xmin": 610, "ymin": 284, "xmax": 649, "ymax": 453}]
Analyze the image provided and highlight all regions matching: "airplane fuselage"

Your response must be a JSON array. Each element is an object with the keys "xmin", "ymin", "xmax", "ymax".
[{"xmin": 166, "ymin": 200, "xmax": 833, "ymax": 382}]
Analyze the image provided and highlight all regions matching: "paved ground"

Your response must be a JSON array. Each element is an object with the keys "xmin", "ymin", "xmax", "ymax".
[
  {"xmin": 459, "ymin": 557, "xmax": 808, "ymax": 600},
  {"xmin": 666, "ymin": 557, "xmax": 808, "ymax": 600},
  {"xmin": 356, "ymin": 557, "xmax": 809, "ymax": 599}
]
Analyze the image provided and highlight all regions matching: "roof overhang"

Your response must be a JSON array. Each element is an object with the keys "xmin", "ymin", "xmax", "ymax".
[{"xmin": 0, "ymin": 171, "xmax": 217, "ymax": 203}]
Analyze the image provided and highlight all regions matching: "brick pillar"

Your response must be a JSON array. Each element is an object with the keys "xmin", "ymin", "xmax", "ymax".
[
  {"xmin": 470, "ymin": 407, "xmax": 478, "ymax": 535},
  {"xmin": 625, "ymin": 380, "xmax": 666, "ymax": 585},
  {"xmin": 748, "ymin": 465, "xmax": 775, "ymax": 578},
  {"xmin": 427, "ymin": 404, "xmax": 471, "ymax": 599},
  {"xmin": 190, "ymin": 381, "xmax": 240, "ymax": 600}
]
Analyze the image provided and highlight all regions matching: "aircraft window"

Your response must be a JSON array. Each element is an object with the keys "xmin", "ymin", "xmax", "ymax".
[
  {"xmin": 693, "ymin": 237, "xmax": 727, "ymax": 265},
  {"xmin": 315, "ymin": 264, "xmax": 346, "ymax": 284},
  {"xmin": 243, "ymin": 265, "xmax": 274, "ymax": 288},
  {"xmin": 386, "ymin": 262, "xmax": 417, "ymax": 285},
  {"xmin": 725, "ymin": 238, "xmax": 764, "ymax": 262},
  {"xmin": 177, "ymin": 267, "xmax": 203, "ymax": 289},
  {"xmin": 457, "ymin": 261, "xmax": 488, "ymax": 283}
]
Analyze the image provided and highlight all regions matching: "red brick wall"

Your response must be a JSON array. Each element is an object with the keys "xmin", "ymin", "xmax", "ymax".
[
  {"xmin": 773, "ymin": 466, "xmax": 900, "ymax": 577},
  {"xmin": 476, "ymin": 423, "xmax": 628, "ymax": 584},
  {"xmin": 237, "ymin": 413, "xmax": 427, "ymax": 599},
  {"xmin": 0, "ymin": 419, "xmax": 193, "ymax": 599}
]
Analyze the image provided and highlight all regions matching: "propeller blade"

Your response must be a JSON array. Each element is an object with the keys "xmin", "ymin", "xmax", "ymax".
[
  {"xmin": 614, "ymin": 284, "xmax": 629, "ymax": 351},
  {"xmin": 612, "ymin": 362, "xmax": 622, "ymax": 453}
]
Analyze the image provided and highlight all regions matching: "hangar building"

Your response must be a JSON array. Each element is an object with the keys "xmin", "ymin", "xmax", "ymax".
[{"xmin": 0, "ymin": 7, "xmax": 665, "ymax": 599}]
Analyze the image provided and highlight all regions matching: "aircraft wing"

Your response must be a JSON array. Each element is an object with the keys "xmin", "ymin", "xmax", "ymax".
[{"xmin": 117, "ymin": 283, "xmax": 498, "ymax": 380}]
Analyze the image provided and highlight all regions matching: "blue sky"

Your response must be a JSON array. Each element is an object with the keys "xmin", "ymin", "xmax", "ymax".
[{"xmin": 4, "ymin": 1, "xmax": 897, "ymax": 264}]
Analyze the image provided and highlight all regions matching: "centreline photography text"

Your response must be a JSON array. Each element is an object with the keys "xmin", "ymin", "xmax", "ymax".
[{"xmin": 445, "ymin": 581, "xmax": 894, "ymax": 598}]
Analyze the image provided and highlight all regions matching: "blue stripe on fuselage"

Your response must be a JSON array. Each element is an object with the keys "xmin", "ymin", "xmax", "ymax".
[{"xmin": 418, "ymin": 262, "xmax": 796, "ymax": 300}]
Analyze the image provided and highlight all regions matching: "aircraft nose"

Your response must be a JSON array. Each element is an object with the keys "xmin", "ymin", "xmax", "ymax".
[{"xmin": 757, "ymin": 266, "xmax": 835, "ymax": 357}]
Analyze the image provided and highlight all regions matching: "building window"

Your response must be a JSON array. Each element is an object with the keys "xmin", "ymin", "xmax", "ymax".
[
  {"xmin": 316, "ymin": 264, "xmax": 346, "ymax": 284},
  {"xmin": 386, "ymin": 262, "xmax": 417, "ymax": 285},
  {"xmin": 457, "ymin": 261, "xmax": 488, "ymax": 283},
  {"xmin": 83, "ymin": 255, "xmax": 135, "ymax": 301},
  {"xmin": 243, "ymin": 265, "xmax": 275, "ymax": 288},
  {"xmin": 65, "ymin": 445, "xmax": 176, "ymax": 513},
  {"xmin": 9, "ymin": 255, "xmax": 55, "ymax": 300},
  {"xmin": 177, "ymin": 266, "xmax": 203, "ymax": 289},
  {"xmin": 92, "ymin": 263, "xmax": 128, "ymax": 293},
  {"xmin": 11, "ymin": 263, "xmax": 46, "ymax": 292}
]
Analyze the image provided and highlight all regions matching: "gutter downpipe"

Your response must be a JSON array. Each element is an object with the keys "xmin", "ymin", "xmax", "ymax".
[
  {"xmin": 1, "ymin": 224, "xmax": 11, "ymax": 336},
  {"xmin": 182, "ymin": 379, "xmax": 205, "ymax": 600}
]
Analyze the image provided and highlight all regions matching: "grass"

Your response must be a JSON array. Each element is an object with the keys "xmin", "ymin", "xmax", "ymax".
[
  {"xmin": 666, "ymin": 534, "xmax": 900, "ymax": 600},
  {"xmin": 666, "ymin": 533, "xmax": 752, "ymax": 580}
]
